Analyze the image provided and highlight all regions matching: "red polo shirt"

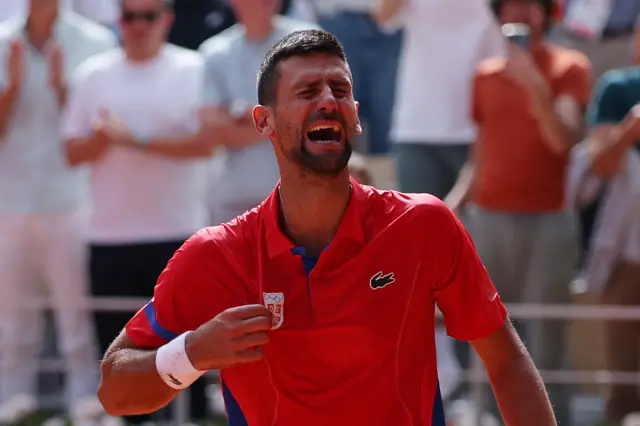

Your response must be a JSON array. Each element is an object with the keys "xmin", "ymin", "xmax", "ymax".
[{"xmin": 126, "ymin": 179, "xmax": 506, "ymax": 426}]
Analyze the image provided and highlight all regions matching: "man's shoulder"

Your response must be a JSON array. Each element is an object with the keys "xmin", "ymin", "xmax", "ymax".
[
  {"xmin": 598, "ymin": 66, "xmax": 640, "ymax": 91},
  {"xmin": 198, "ymin": 24, "xmax": 244, "ymax": 57},
  {"xmin": 364, "ymin": 186, "xmax": 452, "ymax": 227},
  {"xmin": 194, "ymin": 207, "xmax": 264, "ymax": 251},
  {"xmin": 64, "ymin": 12, "xmax": 118, "ymax": 48},
  {"xmin": 73, "ymin": 48, "xmax": 122, "ymax": 82},
  {"xmin": 0, "ymin": 19, "xmax": 22, "ymax": 45},
  {"xmin": 548, "ymin": 44, "xmax": 591, "ymax": 75}
]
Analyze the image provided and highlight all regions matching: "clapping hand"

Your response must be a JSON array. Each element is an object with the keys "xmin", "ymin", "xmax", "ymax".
[
  {"xmin": 45, "ymin": 40, "xmax": 65, "ymax": 93},
  {"xmin": 93, "ymin": 109, "xmax": 137, "ymax": 146},
  {"xmin": 504, "ymin": 44, "xmax": 551, "ymax": 102},
  {"xmin": 7, "ymin": 38, "xmax": 24, "ymax": 89}
]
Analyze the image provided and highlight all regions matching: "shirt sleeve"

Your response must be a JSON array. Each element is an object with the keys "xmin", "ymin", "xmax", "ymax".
[
  {"xmin": 60, "ymin": 60, "xmax": 100, "ymax": 139},
  {"xmin": 198, "ymin": 43, "xmax": 229, "ymax": 107},
  {"xmin": 430, "ymin": 202, "xmax": 507, "ymax": 341},
  {"xmin": 585, "ymin": 71, "xmax": 628, "ymax": 126},
  {"xmin": 125, "ymin": 227, "xmax": 249, "ymax": 348}
]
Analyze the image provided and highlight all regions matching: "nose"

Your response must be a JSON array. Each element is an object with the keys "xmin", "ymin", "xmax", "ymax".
[{"xmin": 316, "ymin": 84, "xmax": 338, "ymax": 114}]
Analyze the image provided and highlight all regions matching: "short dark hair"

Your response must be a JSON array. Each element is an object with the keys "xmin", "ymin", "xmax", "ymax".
[
  {"xmin": 491, "ymin": 0, "xmax": 554, "ymax": 30},
  {"xmin": 257, "ymin": 29, "xmax": 348, "ymax": 106},
  {"xmin": 120, "ymin": 0, "xmax": 173, "ymax": 11}
]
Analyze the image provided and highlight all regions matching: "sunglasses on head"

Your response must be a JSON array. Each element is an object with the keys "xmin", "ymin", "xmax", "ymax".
[{"xmin": 121, "ymin": 10, "xmax": 161, "ymax": 23}]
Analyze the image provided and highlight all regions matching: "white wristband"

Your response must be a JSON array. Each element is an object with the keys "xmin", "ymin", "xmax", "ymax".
[{"xmin": 155, "ymin": 331, "xmax": 205, "ymax": 390}]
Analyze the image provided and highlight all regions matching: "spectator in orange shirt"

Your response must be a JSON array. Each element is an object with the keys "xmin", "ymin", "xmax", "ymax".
[{"xmin": 445, "ymin": 0, "xmax": 592, "ymax": 423}]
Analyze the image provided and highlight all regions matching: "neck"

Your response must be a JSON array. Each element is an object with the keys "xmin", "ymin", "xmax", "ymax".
[
  {"xmin": 125, "ymin": 44, "xmax": 163, "ymax": 62},
  {"xmin": 27, "ymin": 10, "xmax": 57, "ymax": 51},
  {"xmin": 243, "ymin": 18, "xmax": 274, "ymax": 42},
  {"xmin": 279, "ymin": 171, "xmax": 351, "ymax": 257}
]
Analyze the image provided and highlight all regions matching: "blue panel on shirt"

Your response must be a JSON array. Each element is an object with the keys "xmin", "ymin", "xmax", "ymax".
[
  {"xmin": 143, "ymin": 303, "xmax": 179, "ymax": 342},
  {"xmin": 432, "ymin": 382, "xmax": 446, "ymax": 426},
  {"xmin": 223, "ymin": 248, "xmax": 447, "ymax": 425},
  {"xmin": 222, "ymin": 378, "xmax": 248, "ymax": 426}
]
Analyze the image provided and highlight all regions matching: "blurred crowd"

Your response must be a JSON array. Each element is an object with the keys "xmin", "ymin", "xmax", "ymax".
[{"xmin": 0, "ymin": 0, "xmax": 639, "ymax": 425}]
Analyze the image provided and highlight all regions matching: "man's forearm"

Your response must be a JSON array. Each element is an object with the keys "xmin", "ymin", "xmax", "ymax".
[
  {"xmin": 444, "ymin": 162, "xmax": 475, "ymax": 209},
  {"xmin": 590, "ymin": 119, "xmax": 637, "ymax": 178},
  {"xmin": 488, "ymin": 352, "xmax": 556, "ymax": 425},
  {"xmin": 374, "ymin": 0, "xmax": 405, "ymax": 23},
  {"xmin": 0, "ymin": 85, "xmax": 20, "ymax": 138},
  {"xmin": 219, "ymin": 124, "xmax": 264, "ymax": 149},
  {"xmin": 530, "ymin": 94, "xmax": 580, "ymax": 155},
  {"xmin": 141, "ymin": 135, "xmax": 215, "ymax": 158},
  {"xmin": 98, "ymin": 348, "xmax": 178, "ymax": 416},
  {"xmin": 65, "ymin": 135, "xmax": 105, "ymax": 166},
  {"xmin": 54, "ymin": 85, "xmax": 68, "ymax": 108}
]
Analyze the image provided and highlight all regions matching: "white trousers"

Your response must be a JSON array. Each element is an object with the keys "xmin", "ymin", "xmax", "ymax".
[{"xmin": 0, "ymin": 209, "xmax": 98, "ymax": 406}]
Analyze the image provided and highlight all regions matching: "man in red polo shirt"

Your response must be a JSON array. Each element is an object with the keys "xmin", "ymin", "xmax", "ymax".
[{"xmin": 97, "ymin": 29, "xmax": 555, "ymax": 426}]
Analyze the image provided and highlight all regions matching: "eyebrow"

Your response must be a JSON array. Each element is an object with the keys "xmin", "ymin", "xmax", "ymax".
[{"xmin": 292, "ymin": 77, "xmax": 352, "ymax": 90}]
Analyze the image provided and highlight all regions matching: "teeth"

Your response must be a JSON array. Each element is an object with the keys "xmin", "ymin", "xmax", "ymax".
[{"xmin": 308, "ymin": 124, "xmax": 340, "ymax": 132}]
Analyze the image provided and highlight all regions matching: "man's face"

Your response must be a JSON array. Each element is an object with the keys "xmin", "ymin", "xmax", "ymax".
[
  {"xmin": 259, "ymin": 53, "xmax": 361, "ymax": 176},
  {"xmin": 500, "ymin": 0, "xmax": 545, "ymax": 34},
  {"xmin": 229, "ymin": 0, "xmax": 278, "ymax": 26},
  {"xmin": 120, "ymin": 0, "xmax": 172, "ymax": 49}
]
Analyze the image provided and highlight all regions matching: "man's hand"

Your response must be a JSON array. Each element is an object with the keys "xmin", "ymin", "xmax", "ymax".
[
  {"xmin": 7, "ymin": 38, "xmax": 24, "ymax": 90},
  {"xmin": 588, "ymin": 104, "xmax": 640, "ymax": 177},
  {"xmin": 199, "ymin": 106, "xmax": 263, "ymax": 149},
  {"xmin": 623, "ymin": 105, "xmax": 640, "ymax": 140},
  {"xmin": 185, "ymin": 304, "xmax": 273, "ymax": 371},
  {"xmin": 45, "ymin": 41, "xmax": 65, "ymax": 93},
  {"xmin": 94, "ymin": 109, "xmax": 137, "ymax": 146},
  {"xmin": 504, "ymin": 44, "xmax": 552, "ymax": 102}
]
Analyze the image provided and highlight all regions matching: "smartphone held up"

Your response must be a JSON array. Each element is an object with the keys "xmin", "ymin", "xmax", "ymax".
[{"xmin": 502, "ymin": 23, "xmax": 531, "ymax": 50}]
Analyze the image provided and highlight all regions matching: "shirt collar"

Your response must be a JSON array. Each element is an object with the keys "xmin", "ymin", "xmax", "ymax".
[{"xmin": 264, "ymin": 176, "xmax": 367, "ymax": 259}]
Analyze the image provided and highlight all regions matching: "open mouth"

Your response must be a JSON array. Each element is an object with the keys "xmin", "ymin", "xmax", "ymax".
[{"xmin": 306, "ymin": 123, "xmax": 343, "ymax": 145}]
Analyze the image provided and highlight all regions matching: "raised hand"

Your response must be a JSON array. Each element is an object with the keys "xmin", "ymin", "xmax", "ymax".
[
  {"xmin": 185, "ymin": 304, "xmax": 273, "ymax": 371},
  {"xmin": 45, "ymin": 40, "xmax": 65, "ymax": 92},
  {"xmin": 7, "ymin": 38, "xmax": 24, "ymax": 89}
]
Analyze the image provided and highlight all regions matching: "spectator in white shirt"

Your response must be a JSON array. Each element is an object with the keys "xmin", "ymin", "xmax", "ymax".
[
  {"xmin": 376, "ymin": 0, "xmax": 505, "ymax": 198},
  {"xmin": 0, "ymin": 0, "xmax": 120, "ymax": 28},
  {"xmin": 62, "ymin": 0, "xmax": 213, "ymax": 422},
  {"xmin": 0, "ymin": 0, "xmax": 116, "ymax": 422}
]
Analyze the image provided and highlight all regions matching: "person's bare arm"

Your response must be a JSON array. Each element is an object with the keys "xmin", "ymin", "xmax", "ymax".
[
  {"xmin": 374, "ymin": 0, "xmax": 406, "ymax": 24},
  {"xmin": 201, "ymin": 106, "xmax": 263, "ymax": 150},
  {"xmin": 444, "ymin": 160, "xmax": 475, "ymax": 214},
  {"xmin": 506, "ymin": 46, "xmax": 588, "ymax": 155},
  {"xmin": 530, "ymin": 93, "xmax": 585, "ymax": 154},
  {"xmin": 65, "ymin": 133, "xmax": 110, "ymax": 166},
  {"xmin": 0, "ymin": 39, "xmax": 24, "ymax": 140},
  {"xmin": 131, "ymin": 134, "xmax": 216, "ymax": 158},
  {"xmin": 98, "ymin": 331, "xmax": 178, "ymax": 416},
  {"xmin": 99, "ymin": 304, "xmax": 272, "ymax": 417},
  {"xmin": 0, "ymin": 84, "xmax": 19, "ymax": 139},
  {"xmin": 587, "ymin": 107, "xmax": 640, "ymax": 178},
  {"xmin": 472, "ymin": 321, "xmax": 556, "ymax": 425}
]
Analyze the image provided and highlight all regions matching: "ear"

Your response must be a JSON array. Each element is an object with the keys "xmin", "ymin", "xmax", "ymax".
[
  {"xmin": 354, "ymin": 101, "xmax": 363, "ymax": 135},
  {"xmin": 253, "ymin": 105, "xmax": 276, "ymax": 138}
]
